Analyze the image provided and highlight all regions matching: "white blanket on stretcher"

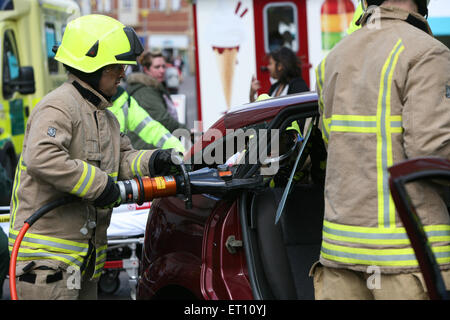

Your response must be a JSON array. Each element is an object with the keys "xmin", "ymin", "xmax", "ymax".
[{"xmin": 0, "ymin": 202, "xmax": 151, "ymax": 238}]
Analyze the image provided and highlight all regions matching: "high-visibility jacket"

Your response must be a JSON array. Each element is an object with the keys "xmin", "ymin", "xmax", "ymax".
[
  {"xmin": 109, "ymin": 87, "xmax": 185, "ymax": 153},
  {"xmin": 316, "ymin": 6, "xmax": 450, "ymax": 273},
  {"xmin": 9, "ymin": 74, "xmax": 155, "ymax": 279}
]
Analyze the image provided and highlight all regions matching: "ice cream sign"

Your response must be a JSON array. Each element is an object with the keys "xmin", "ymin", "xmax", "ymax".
[
  {"xmin": 209, "ymin": 1, "xmax": 248, "ymax": 109},
  {"xmin": 195, "ymin": 0, "xmax": 257, "ymax": 130}
]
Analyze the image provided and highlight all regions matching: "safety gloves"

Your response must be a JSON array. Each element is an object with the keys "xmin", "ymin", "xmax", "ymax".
[
  {"xmin": 93, "ymin": 176, "xmax": 122, "ymax": 209},
  {"xmin": 149, "ymin": 148, "xmax": 184, "ymax": 177}
]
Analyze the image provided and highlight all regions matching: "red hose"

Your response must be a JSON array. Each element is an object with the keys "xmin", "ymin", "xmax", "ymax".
[{"xmin": 9, "ymin": 222, "xmax": 30, "ymax": 300}]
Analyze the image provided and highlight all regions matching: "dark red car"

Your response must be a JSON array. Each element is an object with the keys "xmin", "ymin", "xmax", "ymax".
[
  {"xmin": 137, "ymin": 92, "xmax": 326, "ymax": 300},
  {"xmin": 136, "ymin": 92, "xmax": 450, "ymax": 300}
]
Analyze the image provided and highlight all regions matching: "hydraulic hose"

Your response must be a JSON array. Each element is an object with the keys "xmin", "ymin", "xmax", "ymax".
[{"xmin": 9, "ymin": 196, "xmax": 76, "ymax": 300}]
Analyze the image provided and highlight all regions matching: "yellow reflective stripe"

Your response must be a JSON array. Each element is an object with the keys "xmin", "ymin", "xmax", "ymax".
[
  {"xmin": 10, "ymin": 154, "xmax": 23, "ymax": 231},
  {"xmin": 71, "ymin": 162, "xmax": 88, "ymax": 195},
  {"xmin": 108, "ymin": 172, "xmax": 118, "ymax": 182},
  {"xmin": 376, "ymin": 39, "xmax": 405, "ymax": 229},
  {"xmin": 71, "ymin": 162, "xmax": 96, "ymax": 197},
  {"xmin": 93, "ymin": 245, "xmax": 108, "ymax": 278},
  {"xmin": 9, "ymin": 228, "xmax": 88, "ymax": 253},
  {"xmin": 321, "ymin": 117, "xmax": 331, "ymax": 143},
  {"xmin": 324, "ymin": 220, "xmax": 450, "ymax": 233},
  {"xmin": 316, "ymin": 59, "xmax": 326, "ymax": 112},
  {"xmin": 323, "ymin": 220, "xmax": 450, "ymax": 245},
  {"xmin": 327, "ymin": 115, "xmax": 402, "ymax": 134},
  {"xmin": 323, "ymin": 227, "xmax": 450, "ymax": 246},
  {"xmin": 12, "ymin": 247, "xmax": 85, "ymax": 268},
  {"xmin": 131, "ymin": 150, "xmax": 146, "ymax": 176},
  {"xmin": 0, "ymin": 214, "xmax": 9, "ymax": 223},
  {"xmin": 80, "ymin": 165, "xmax": 96, "ymax": 197},
  {"xmin": 321, "ymin": 240, "xmax": 450, "ymax": 266}
]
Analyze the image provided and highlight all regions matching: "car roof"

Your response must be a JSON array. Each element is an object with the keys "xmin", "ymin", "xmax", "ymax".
[{"xmin": 223, "ymin": 91, "xmax": 318, "ymax": 129}]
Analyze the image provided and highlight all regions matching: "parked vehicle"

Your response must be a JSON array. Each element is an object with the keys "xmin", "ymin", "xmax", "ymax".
[
  {"xmin": 0, "ymin": 0, "xmax": 80, "ymax": 204},
  {"xmin": 137, "ymin": 92, "xmax": 328, "ymax": 299}
]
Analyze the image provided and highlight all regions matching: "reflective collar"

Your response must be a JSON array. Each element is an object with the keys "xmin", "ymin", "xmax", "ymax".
[
  {"xmin": 360, "ymin": 6, "xmax": 432, "ymax": 35},
  {"xmin": 68, "ymin": 74, "xmax": 112, "ymax": 110}
]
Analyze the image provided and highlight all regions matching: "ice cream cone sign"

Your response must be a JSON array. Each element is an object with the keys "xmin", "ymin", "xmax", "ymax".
[{"xmin": 209, "ymin": 1, "xmax": 248, "ymax": 110}]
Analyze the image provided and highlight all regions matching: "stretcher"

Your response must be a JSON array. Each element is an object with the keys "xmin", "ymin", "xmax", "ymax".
[
  {"xmin": 0, "ymin": 202, "xmax": 151, "ymax": 300},
  {"xmin": 102, "ymin": 201, "xmax": 151, "ymax": 300}
]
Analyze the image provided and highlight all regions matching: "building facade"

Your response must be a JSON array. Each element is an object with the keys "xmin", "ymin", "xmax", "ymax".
[{"xmin": 75, "ymin": 0, "xmax": 195, "ymax": 74}]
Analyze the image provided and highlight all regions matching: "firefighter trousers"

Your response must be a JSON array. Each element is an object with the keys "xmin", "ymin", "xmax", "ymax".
[{"xmin": 311, "ymin": 263, "xmax": 450, "ymax": 300}]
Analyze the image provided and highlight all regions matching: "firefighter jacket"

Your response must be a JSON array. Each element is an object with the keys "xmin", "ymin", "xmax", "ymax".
[
  {"xmin": 109, "ymin": 86, "xmax": 185, "ymax": 153},
  {"xmin": 316, "ymin": 6, "xmax": 450, "ymax": 273},
  {"xmin": 9, "ymin": 74, "xmax": 155, "ymax": 279}
]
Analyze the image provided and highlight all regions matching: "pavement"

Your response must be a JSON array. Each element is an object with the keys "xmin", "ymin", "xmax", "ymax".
[
  {"xmin": 179, "ymin": 72, "xmax": 199, "ymax": 130},
  {"xmin": 1, "ymin": 73, "xmax": 199, "ymax": 301}
]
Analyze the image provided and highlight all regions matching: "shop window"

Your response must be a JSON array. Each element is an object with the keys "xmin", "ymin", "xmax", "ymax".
[
  {"xmin": 171, "ymin": 0, "xmax": 181, "ymax": 11},
  {"xmin": 263, "ymin": 3, "xmax": 298, "ymax": 53}
]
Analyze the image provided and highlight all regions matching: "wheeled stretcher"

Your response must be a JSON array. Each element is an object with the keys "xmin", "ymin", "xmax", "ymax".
[
  {"xmin": 0, "ymin": 203, "xmax": 151, "ymax": 300},
  {"xmin": 101, "ymin": 202, "xmax": 151, "ymax": 299}
]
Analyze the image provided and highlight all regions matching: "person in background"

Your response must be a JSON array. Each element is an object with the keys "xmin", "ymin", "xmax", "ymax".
[
  {"xmin": 249, "ymin": 46, "xmax": 309, "ymax": 103},
  {"xmin": 126, "ymin": 51, "xmax": 188, "ymax": 133},
  {"xmin": 165, "ymin": 57, "xmax": 180, "ymax": 94},
  {"xmin": 109, "ymin": 85, "xmax": 185, "ymax": 153}
]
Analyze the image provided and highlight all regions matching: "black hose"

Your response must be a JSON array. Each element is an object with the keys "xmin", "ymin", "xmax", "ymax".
[{"xmin": 25, "ymin": 196, "xmax": 76, "ymax": 226}]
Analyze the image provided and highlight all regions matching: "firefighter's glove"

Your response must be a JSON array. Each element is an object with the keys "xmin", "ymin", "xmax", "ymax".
[
  {"xmin": 93, "ymin": 176, "xmax": 122, "ymax": 209},
  {"xmin": 149, "ymin": 148, "xmax": 184, "ymax": 177}
]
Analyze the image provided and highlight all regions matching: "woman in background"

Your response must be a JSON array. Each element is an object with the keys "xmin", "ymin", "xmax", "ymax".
[{"xmin": 249, "ymin": 46, "xmax": 309, "ymax": 102}]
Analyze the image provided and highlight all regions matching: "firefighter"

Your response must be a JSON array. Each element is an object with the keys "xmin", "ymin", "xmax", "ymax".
[
  {"xmin": 109, "ymin": 85, "xmax": 185, "ymax": 154},
  {"xmin": 312, "ymin": 0, "xmax": 450, "ymax": 299},
  {"xmin": 8, "ymin": 14, "xmax": 180, "ymax": 300}
]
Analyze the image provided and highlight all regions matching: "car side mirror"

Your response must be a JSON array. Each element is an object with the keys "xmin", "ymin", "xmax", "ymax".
[{"xmin": 16, "ymin": 66, "xmax": 35, "ymax": 94}]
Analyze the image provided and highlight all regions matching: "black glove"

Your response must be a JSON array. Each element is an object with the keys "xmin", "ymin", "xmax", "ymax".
[
  {"xmin": 93, "ymin": 176, "xmax": 122, "ymax": 209},
  {"xmin": 149, "ymin": 148, "xmax": 184, "ymax": 177}
]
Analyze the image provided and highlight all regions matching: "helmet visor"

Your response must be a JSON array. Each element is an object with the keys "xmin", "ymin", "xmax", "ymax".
[{"xmin": 115, "ymin": 27, "xmax": 144, "ymax": 62}]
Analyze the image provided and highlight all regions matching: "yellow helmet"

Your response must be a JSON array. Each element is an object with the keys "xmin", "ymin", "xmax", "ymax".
[{"xmin": 54, "ymin": 14, "xmax": 144, "ymax": 73}]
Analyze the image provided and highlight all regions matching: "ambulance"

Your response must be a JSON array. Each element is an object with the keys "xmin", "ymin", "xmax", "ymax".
[
  {"xmin": 193, "ymin": 0, "xmax": 450, "ymax": 131},
  {"xmin": 0, "ymin": 0, "xmax": 79, "ymax": 204}
]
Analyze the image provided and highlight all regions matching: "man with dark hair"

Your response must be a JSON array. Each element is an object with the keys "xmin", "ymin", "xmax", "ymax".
[{"xmin": 9, "ymin": 14, "xmax": 180, "ymax": 300}]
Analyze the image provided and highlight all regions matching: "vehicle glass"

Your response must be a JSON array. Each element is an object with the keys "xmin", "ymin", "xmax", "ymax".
[
  {"xmin": 0, "ymin": 0, "xmax": 13, "ymax": 10},
  {"xmin": 190, "ymin": 122, "xmax": 269, "ymax": 170},
  {"xmin": 45, "ymin": 23, "xmax": 58, "ymax": 73},
  {"xmin": 3, "ymin": 29, "xmax": 20, "ymax": 99},
  {"xmin": 263, "ymin": 2, "xmax": 298, "ymax": 53}
]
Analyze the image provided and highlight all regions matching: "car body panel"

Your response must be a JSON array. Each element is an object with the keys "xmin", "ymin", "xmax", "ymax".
[{"xmin": 138, "ymin": 92, "xmax": 321, "ymax": 300}]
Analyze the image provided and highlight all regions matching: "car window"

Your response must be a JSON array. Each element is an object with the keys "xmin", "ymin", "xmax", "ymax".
[
  {"xmin": 0, "ymin": 0, "xmax": 13, "ymax": 10},
  {"xmin": 263, "ymin": 2, "xmax": 298, "ymax": 53},
  {"xmin": 2, "ymin": 29, "xmax": 20, "ymax": 99},
  {"xmin": 189, "ymin": 122, "xmax": 269, "ymax": 171}
]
